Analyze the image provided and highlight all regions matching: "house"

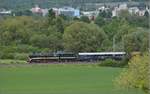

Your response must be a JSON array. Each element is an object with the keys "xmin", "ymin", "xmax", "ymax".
[
  {"xmin": 30, "ymin": 5, "xmax": 43, "ymax": 14},
  {"xmin": 81, "ymin": 11, "xmax": 99, "ymax": 20},
  {"xmin": 112, "ymin": 3, "xmax": 128, "ymax": 17},
  {"xmin": 30, "ymin": 5, "xmax": 48, "ymax": 16},
  {"xmin": 56, "ymin": 7, "xmax": 80, "ymax": 17},
  {"xmin": 128, "ymin": 7, "xmax": 139, "ymax": 15},
  {"xmin": 0, "ymin": 9, "xmax": 11, "ymax": 16},
  {"xmin": 52, "ymin": 7, "xmax": 80, "ymax": 17},
  {"xmin": 98, "ymin": 6, "xmax": 109, "ymax": 11},
  {"xmin": 138, "ymin": 10, "xmax": 146, "ymax": 16},
  {"xmin": 119, "ymin": 3, "xmax": 128, "ymax": 10}
]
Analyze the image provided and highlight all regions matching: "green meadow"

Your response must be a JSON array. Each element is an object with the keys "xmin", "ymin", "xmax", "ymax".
[{"xmin": 0, "ymin": 64, "xmax": 146, "ymax": 94}]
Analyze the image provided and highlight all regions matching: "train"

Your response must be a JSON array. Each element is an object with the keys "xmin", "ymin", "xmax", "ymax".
[{"xmin": 28, "ymin": 52, "xmax": 126, "ymax": 63}]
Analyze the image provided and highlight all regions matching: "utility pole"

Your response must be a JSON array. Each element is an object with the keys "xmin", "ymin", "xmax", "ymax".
[
  {"xmin": 113, "ymin": 36, "xmax": 116, "ymax": 52},
  {"xmin": 146, "ymin": 0, "xmax": 150, "ymax": 53},
  {"xmin": 148, "ymin": 5, "xmax": 150, "ymax": 53},
  {"xmin": 122, "ymin": 37, "xmax": 125, "ymax": 52},
  {"xmin": 149, "ymin": 8, "xmax": 150, "ymax": 53}
]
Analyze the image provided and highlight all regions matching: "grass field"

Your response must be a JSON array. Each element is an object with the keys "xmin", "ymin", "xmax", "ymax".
[{"xmin": 0, "ymin": 64, "xmax": 146, "ymax": 94}]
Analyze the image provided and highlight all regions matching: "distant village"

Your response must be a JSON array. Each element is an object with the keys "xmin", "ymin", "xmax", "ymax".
[{"xmin": 0, "ymin": 3, "xmax": 149, "ymax": 19}]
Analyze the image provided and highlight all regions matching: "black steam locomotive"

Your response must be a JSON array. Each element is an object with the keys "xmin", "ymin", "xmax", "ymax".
[{"xmin": 28, "ymin": 52, "xmax": 126, "ymax": 63}]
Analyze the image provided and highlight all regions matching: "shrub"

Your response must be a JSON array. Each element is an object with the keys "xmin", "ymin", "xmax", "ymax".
[
  {"xmin": 116, "ymin": 53, "xmax": 150, "ymax": 93},
  {"xmin": 14, "ymin": 53, "xmax": 28, "ymax": 60},
  {"xmin": 16, "ymin": 45, "xmax": 42, "ymax": 53},
  {"xmin": 0, "ymin": 53, "xmax": 15, "ymax": 59},
  {"xmin": 98, "ymin": 59, "xmax": 127, "ymax": 67},
  {"xmin": 0, "ymin": 52, "xmax": 28, "ymax": 60}
]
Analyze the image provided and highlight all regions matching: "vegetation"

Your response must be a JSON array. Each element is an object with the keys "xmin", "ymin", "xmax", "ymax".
[
  {"xmin": 0, "ymin": 59, "xmax": 26, "ymax": 64},
  {"xmin": 0, "ymin": 64, "xmax": 145, "ymax": 94},
  {"xmin": 63, "ymin": 22, "xmax": 108, "ymax": 52},
  {"xmin": 98, "ymin": 59, "xmax": 127, "ymax": 67},
  {"xmin": 0, "ymin": 0, "xmax": 147, "ymax": 11},
  {"xmin": 0, "ymin": 5, "xmax": 149, "ymax": 93},
  {"xmin": 0, "ymin": 9, "xmax": 149, "ymax": 60},
  {"xmin": 116, "ymin": 53, "xmax": 150, "ymax": 93}
]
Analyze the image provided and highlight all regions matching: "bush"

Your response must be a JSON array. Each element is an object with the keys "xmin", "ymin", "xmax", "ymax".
[
  {"xmin": 98, "ymin": 59, "xmax": 127, "ymax": 67},
  {"xmin": 0, "ymin": 53, "xmax": 15, "ymax": 59},
  {"xmin": 16, "ymin": 45, "xmax": 42, "ymax": 53},
  {"xmin": 14, "ymin": 53, "xmax": 28, "ymax": 60},
  {"xmin": 0, "ymin": 52, "xmax": 28, "ymax": 60},
  {"xmin": 116, "ymin": 53, "xmax": 150, "ymax": 93}
]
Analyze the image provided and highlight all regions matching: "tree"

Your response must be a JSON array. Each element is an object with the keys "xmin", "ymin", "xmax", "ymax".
[
  {"xmin": 80, "ymin": 16, "xmax": 90, "ymax": 23},
  {"xmin": 103, "ymin": 18, "xmax": 130, "ymax": 50},
  {"xmin": 118, "ymin": 9, "xmax": 130, "ymax": 18},
  {"xmin": 48, "ymin": 9, "xmax": 56, "ymax": 25},
  {"xmin": 123, "ymin": 28, "xmax": 149, "ymax": 53},
  {"xmin": 47, "ymin": 26, "xmax": 63, "ymax": 51},
  {"xmin": 126, "ymin": 15, "xmax": 149, "ymax": 28},
  {"xmin": 63, "ymin": 21, "xmax": 108, "ymax": 52},
  {"xmin": 116, "ymin": 53, "xmax": 150, "ymax": 93},
  {"xmin": 144, "ymin": 10, "xmax": 149, "ymax": 18},
  {"xmin": 29, "ymin": 34, "xmax": 49, "ymax": 48},
  {"xmin": 53, "ymin": 16, "xmax": 65, "ymax": 33},
  {"xmin": 98, "ymin": 10, "xmax": 112, "ymax": 18},
  {"xmin": 94, "ymin": 16, "xmax": 106, "ymax": 27}
]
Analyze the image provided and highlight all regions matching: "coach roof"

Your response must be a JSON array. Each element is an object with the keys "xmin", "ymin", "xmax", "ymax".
[{"xmin": 78, "ymin": 52, "xmax": 126, "ymax": 55}]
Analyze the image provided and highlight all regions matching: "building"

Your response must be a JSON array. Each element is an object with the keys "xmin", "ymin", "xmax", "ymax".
[
  {"xmin": 30, "ymin": 5, "xmax": 48, "ymax": 16},
  {"xmin": 138, "ymin": 10, "xmax": 146, "ymax": 16},
  {"xmin": 128, "ymin": 7, "xmax": 139, "ymax": 15},
  {"xmin": 98, "ymin": 6, "xmax": 109, "ymax": 11},
  {"xmin": 52, "ymin": 8, "xmax": 60, "ymax": 16},
  {"xmin": 0, "ymin": 9, "xmax": 11, "ymax": 16},
  {"xmin": 53, "ymin": 7, "xmax": 80, "ymax": 17},
  {"xmin": 81, "ymin": 11, "xmax": 99, "ymax": 20},
  {"xmin": 119, "ymin": 3, "xmax": 128, "ymax": 10},
  {"xmin": 30, "ymin": 5, "xmax": 42, "ymax": 13},
  {"xmin": 112, "ymin": 3, "xmax": 128, "ymax": 17},
  {"xmin": 31, "ymin": 6, "xmax": 80, "ymax": 17}
]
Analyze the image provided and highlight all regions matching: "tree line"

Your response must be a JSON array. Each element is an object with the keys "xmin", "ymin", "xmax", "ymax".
[{"xmin": 0, "ymin": 9, "xmax": 149, "ymax": 59}]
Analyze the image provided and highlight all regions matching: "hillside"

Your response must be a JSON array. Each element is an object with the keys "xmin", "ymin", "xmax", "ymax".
[{"xmin": 0, "ymin": 0, "xmax": 147, "ymax": 11}]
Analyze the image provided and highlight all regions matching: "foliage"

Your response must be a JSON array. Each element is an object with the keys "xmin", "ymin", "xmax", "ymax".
[
  {"xmin": 118, "ymin": 10, "xmax": 131, "ymax": 18},
  {"xmin": 94, "ymin": 16, "xmax": 106, "ymax": 27},
  {"xmin": 80, "ymin": 16, "xmax": 90, "ymax": 23},
  {"xmin": 48, "ymin": 9, "xmax": 56, "ymax": 25},
  {"xmin": 63, "ymin": 21, "xmax": 108, "ymax": 52},
  {"xmin": 126, "ymin": 15, "xmax": 149, "ymax": 28},
  {"xmin": 14, "ymin": 53, "xmax": 28, "ymax": 60},
  {"xmin": 116, "ymin": 53, "xmax": 150, "ymax": 93},
  {"xmin": 144, "ymin": 10, "xmax": 149, "ymax": 18},
  {"xmin": 0, "ymin": 52, "xmax": 28, "ymax": 60},
  {"xmin": 29, "ymin": 34, "xmax": 49, "ymax": 48},
  {"xmin": 0, "ymin": 13, "xmax": 149, "ymax": 59},
  {"xmin": 103, "ymin": 18, "xmax": 128, "ymax": 41},
  {"xmin": 98, "ymin": 10, "xmax": 112, "ymax": 18},
  {"xmin": 123, "ymin": 28, "xmax": 149, "ymax": 53},
  {"xmin": 98, "ymin": 59, "xmax": 127, "ymax": 67}
]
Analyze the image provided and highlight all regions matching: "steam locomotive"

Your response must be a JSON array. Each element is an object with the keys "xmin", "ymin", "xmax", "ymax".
[{"xmin": 28, "ymin": 52, "xmax": 126, "ymax": 63}]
